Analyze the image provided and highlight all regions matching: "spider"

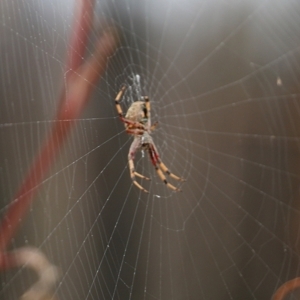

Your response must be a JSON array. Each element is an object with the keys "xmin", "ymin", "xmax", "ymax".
[{"xmin": 115, "ymin": 85, "xmax": 185, "ymax": 193}]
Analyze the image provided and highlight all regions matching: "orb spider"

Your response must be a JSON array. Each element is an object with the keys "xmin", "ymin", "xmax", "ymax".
[{"xmin": 115, "ymin": 85, "xmax": 185, "ymax": 193}]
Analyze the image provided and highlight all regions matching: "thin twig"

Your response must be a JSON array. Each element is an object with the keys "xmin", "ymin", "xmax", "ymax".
[
  {"xmin": 0, "ymin": 247, "xmax": 60, "ymax": 300},
  {"xmin": 0, "ymin": 0, "xmax": 119, "ymax": 253},
  {"xmin": 0, "ymin": 0, "xmax": 119, "ymax": 298},
  {"xmin": 272, "ymin": 277, "xmax": 300, "ymax": 300},
  {"xmin": 64, "ymin": 0, "xmax": 94, "ymax": 78}
]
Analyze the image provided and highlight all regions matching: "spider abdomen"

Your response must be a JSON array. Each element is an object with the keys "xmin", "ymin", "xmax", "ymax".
[{"xmin": 125, "ymin": 101, "xmax": 147, "ymax": 124}]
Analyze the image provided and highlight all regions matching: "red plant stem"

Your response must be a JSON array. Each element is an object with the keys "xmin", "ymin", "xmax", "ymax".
[
  {"xmin": 272, "ymin": 277, "xmax": 300, "ymax": 300},
  {"xmin": 65, "ymin": 0, "xmax": 94, "ymax": 77},
  {"xmin": 0, "ymin": 5, "xmax": 119, "ymax": 252}
]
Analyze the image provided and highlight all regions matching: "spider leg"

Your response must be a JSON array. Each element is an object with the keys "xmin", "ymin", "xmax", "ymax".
[
  {"xmin": 128, "ymin": 139, "xmax": 151, "ymax": 193},
  {"xmin": 148, "ymin": 145, "xmax": 183, "ymax": 192},
  {"xmin": 144, "ymin": 96, "xmax": 154, "ymax": 131},
  {"xmin": 122, "ymin": 119, "xmax": 145, "ymax": 130},
  {"xmin": 144, "ymin": 96, "xmax": 150, "ymax": 127},
  {"xmin": 126, "ymin": 129, "xmax": 144, "ymax": 135},
  {"xmin": 143, "ymin": 96, "xmax": 158, "ymax": 132},
  {"xmin": 115, "ymin": 84, "xmax": 126, "ymax": 119},
  {"xmin": 151, "ymin": 144, "xmax": 186, "ymax": 182},
  {"xmin": 128, "ymin": 158, "xmax": 150, "ymax": 193},
  {"xmin": 150, "ymin": 121, "xmax": 158, "ymax": 132},
  {"xmin": 158, "ymin": 161, "xmax": 186, "ymax": 182}
]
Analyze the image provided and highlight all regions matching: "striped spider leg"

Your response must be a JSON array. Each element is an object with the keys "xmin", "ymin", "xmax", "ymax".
[{"xmin": 115, "ymin": 85, "xmax": 185, "ymax": 193}]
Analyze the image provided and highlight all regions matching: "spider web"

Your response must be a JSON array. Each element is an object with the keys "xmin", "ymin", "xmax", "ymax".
[{"xmin": 1, "ymin": 0, "xmax": 300, "ymax": 299}]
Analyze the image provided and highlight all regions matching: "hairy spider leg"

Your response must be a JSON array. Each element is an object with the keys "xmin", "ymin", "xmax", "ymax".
[
  {"xmin": 150, "ymin": 121, "xmax": 158, "ymax": 132},
  {"xmin": 148, "ymin": 145, "xmax": 182, "ymax": 192},
  {"xmin": 115, "ymin": 84, "xmax": 127, "ymax": 119},
  {"xmin": 143, "ymin": 96, "xmax": 159, "ymax": 132},
  {"xmin": 128, "ymin": 138, "xmax": 151, "ymax": 193},
  {"xmin": 151, "ymin": 144, "xmax": 186, "ymax": 182},
  {"xmin": 144, "ymin": 96, "xmax": 151, "ymax": 128},
  {"xmin": 126, "ymin": 129, "xmax": 145, "ymax": 135},
  {"xmin": 122, "ymin": 119, "xmax": 145, "ymax": 131}
]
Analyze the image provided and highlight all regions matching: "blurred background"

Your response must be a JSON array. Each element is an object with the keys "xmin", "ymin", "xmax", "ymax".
[{"xmin": 1, "ymin": 0, "xmax": 300, "ymax": 299}]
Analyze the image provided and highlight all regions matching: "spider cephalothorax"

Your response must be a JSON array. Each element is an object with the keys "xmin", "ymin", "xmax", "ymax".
[{"xmin": 115, "ymin": 85, "xmax": 185, "ymax": 193}]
